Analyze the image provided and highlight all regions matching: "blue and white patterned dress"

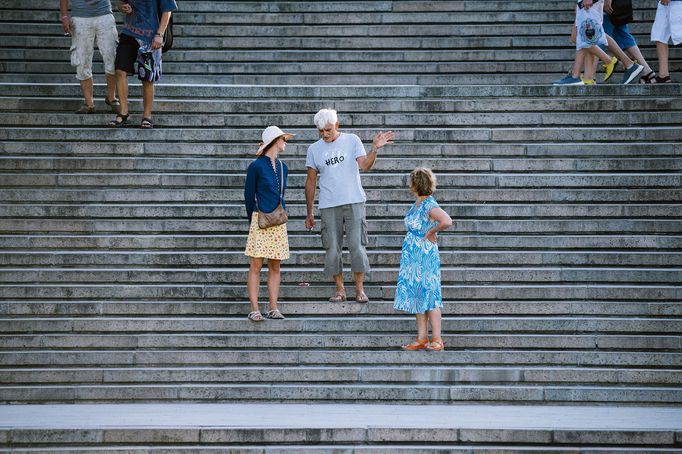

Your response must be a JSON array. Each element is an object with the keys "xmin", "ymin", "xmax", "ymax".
[{"xmin": 393, "ymin": 196, "xmax": 443, "ymax": 314}]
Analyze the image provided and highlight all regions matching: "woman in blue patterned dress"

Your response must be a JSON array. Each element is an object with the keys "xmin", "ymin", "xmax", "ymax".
[{"xmin": 394, "ymin": 168, "xmax": 452, "ymax": 351}]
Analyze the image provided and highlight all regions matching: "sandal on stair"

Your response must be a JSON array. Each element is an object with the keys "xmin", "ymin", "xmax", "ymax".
[
  {"xmin": 75, "ymin": 104, "xmax": 95, "ymax": 114},
  {"xmin": 247, "ymin": 311, "xmax": 264, "ymax": 322},
  {"xmin": 105, "ymin": 97, "xmax": 120, "ymax": 113},
  {"xmin": 355, "ymin": 292, "xmax": 369, "ymax": 303},
  {"xmin": 401, "ymin": 338, "xmax": 430, "ymax": 351},
  {"xmin": 108, "ymin": 113, "xmax": 129, "ymax": 128},
  {"xmin": 426, "ymin": 338, "xmax": 445, "ymax": 351},
  {"xmin": 266, "ymin": 309, "xmax": 285, "ymax": 319},
  {"xmin": 329, "ymin": 290, "xmax": 347, "ymax": 302},
  {"xmin": 141, "ymin": 117, "xmax": 154, "ymax": 129}
]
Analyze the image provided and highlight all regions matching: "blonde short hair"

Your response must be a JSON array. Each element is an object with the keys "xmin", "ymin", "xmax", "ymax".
[{"xmin": 409, "ymin": 167, "xmax": 436, "ymax": 196}]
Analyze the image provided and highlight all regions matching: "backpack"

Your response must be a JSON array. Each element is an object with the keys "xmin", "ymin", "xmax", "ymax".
[
  {"xmin": 609, "ymin": 0, "xmax": 633, "ymax": 26},
  {"xmin": 157, "ymin": 1, "xmax": 174, "ymax": 53}
]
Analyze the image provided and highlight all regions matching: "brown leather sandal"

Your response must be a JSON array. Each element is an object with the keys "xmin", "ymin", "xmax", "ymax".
[
  {"xmin": 401, "ymin": 338, "xmax": 430, "ymax": 351},
  {"xmin": 329, "ymin": 290, "xmax": 347, "ymax": 302},
  {"xmin": 426, "ymin": 338, "xmax": 445, "ymax": 351}
]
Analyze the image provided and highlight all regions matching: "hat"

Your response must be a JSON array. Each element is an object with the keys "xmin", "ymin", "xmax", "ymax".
[{"xmin": 256, "ymin": 126, "xmax": 295, "ymax": 156}]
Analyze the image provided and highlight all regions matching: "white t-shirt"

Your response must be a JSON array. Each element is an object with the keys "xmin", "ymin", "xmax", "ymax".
[{"xmin": 306, "ymin": 132, "xmax": 367, "ymax": 209}]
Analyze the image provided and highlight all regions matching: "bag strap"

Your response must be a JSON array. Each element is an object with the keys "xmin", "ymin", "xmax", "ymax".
[{"xmin": 278, "ymin": 160, "xmax": 284, "ymax": 202}]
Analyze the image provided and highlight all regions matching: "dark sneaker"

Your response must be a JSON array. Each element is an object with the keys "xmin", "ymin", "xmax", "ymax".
[
  {"xmin": 622, "ymin": 64, "xmax": 644, "ymax": 84},
  {"xmin": 553, "ymin": 75, "xmax": 584, "ymax": 86}
]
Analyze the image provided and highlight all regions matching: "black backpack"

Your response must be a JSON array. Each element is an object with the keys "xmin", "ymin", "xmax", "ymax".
[
  {"xmin": 609, "ymin": 0, "xmax": 633, "ymax": 26},
  {"xmin": 157, "ymin": 1, "xmax": 174, "ymax": 53}
]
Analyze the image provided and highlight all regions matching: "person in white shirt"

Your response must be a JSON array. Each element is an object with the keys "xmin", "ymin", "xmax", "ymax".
[{"xmin": 304, "ymin": 109, "xmax": 394, "ymax": 304}]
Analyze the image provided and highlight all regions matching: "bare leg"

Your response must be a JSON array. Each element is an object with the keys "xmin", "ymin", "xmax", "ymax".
[
  {"xmin": 142, "ymin": 80, "xmax": 154, "ymax": 119},
  {"xmin": 415, "ymin": 313, "xmax": 428, "ymax": 341},
  {"xmin": 267, "ymin": 259, "xmax": 281, "ymax": 312},
  {"xmin": 584, "ymin": 54, "xmax": 599, "ymax": 81},
  {"xmin": 79, "ymin": 78, "xmax": 94, "ymax": 107},
  {"xmin": 333, "ymin": 273, "xmax": 345, "ymax": 294},
  {"xmin": 427, "ymin": 309, "xmax": 442, "ymax": 341},
  {"xmin": 657, "ymin": 41, "xmax": 670, "ymax": 77},
  {"xmin": 105, "ymin": 73, "xmax": 117, "ymax": 101},
  {"xmin": 606, "ymin": 35, "xmax": 634, "ymax": 68},
  {"xmin": 353, "ymin": 271, "xmax": 365, "ymax": 298},
  {"xmin": 247, "ymin": 257, "xmax": 264, "ymax": 313},
  {"xmin": 571, "ymin": 49, "xmax": 586, "ymax": 78},
  {"xmin": 115, "ymin": 69, "xmax": 129, "ymax": 115},
  {"xmin": 586, "ymin": 44, "xmax": 616, "ymax": 65},
  {"xmin": 625, "ymin": 46, "xmax": 653, "ymax": 74}
]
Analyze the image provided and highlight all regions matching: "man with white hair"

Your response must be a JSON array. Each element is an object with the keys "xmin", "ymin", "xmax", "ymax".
[{"xmin": 304, "ymin": 109, "xmax": 394, "ymax": 303}]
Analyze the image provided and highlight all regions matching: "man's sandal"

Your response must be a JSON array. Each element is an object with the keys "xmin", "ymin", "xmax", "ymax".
[
  {"xmin": 141, "ymin": 117, "xmax": 154, "ymax": 129},
  {"xmin": 329, "ymin": 290, "xmax": 347, "ymax": 303},
  {"xmin": 401, "ymin": 338, "xmax": 430, "ymax": 351},
  {"xmin": 426, "ymin": 338, "xmax": 445, "ymax": 351},
  {"xmin": 639, "ymin": 71, "xmax": 657, "ymax": 84},
  {"xmin": 247, "ymin": 311, "xmax": 264, "ymax": 322},
  {"xmin": 355, "ymin": 292, "xmax": 369, "ymax": 304},
  {"xmin": 105, "ymin": 97, "xmax": 120, "ymax": 113},
  {"xmin": 109, "ymin": 113, "xmax": 129, "ymax": 128},
  {"xmin": 75, "ymin": 104, "xmax": 95, "ymax": 114},
  {"xmin": 266, "ymin": 309, "xmax": 285, "ymax": 319}
]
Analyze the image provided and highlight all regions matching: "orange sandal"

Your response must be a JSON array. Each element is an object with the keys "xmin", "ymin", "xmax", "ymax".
[
  {"xmin": 426, "ymin": 338, "xmax": 445, "ymax": 351},
  {"xmin": 401, "ymin": 338, "xmax": 430, "ymax": 351}
]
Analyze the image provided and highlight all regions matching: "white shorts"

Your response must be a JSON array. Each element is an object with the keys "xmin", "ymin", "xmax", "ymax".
[
  {"xmin": 651, "ymin": 1, "xmax": 682, "ymax": 45},
  {"xmin": 69, "ymin": 14, "xmax": 118, "ymax": 80}
]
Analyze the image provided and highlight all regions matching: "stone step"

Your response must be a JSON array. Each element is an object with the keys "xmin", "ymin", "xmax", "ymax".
[
  {"xmin": 3, "ymin": 156, "xmax": 681, "ymax": 173},
  {"xmin": 3, "ymin": 349, "xmax": 679, "ymax": 367},
  {"xmin": 2, "ymin": 300, "xmax": 679, "ymax": 317},
  {"xmin": 1, "ymin": 204, "xmax": 679, "ymax": 220},
  {"xmin": 1, "ymin": 382, "xmax": 680, "ymax": 404},
  {"xmin": 2, "ymin": 234, "xmax": 679, "ymax": 251},
  {"xmin": 4, "ymin": 111, "xmax": 682, "ymax": 128},
  {"xmin": 2, "ymin": 316, "xmax": 679, "ymax": 335},
  {"xmin": 2, "ymin": 250, "xmax": 681, "ymax": 267},
  {"xmin": 5, "ymin": 97, "xmax": 682, "ymax": 116},
  {"xmin": 2, "ymin": 219, "xmax": 679, "ymax": 235},
  {"xmin": 3, "ymin": 366, "xmax": 680, "ymax": 386},
  {"xmin": 4, "ymin": 284, "xmax": 679, "ymax": 302},
  {"xmin": 3, "ymin": 127, "xmax": 681, "ymax": 143},
  {"xmin": 2, "ymin": 267, "xmax": 681, "ymax": 285},
  {"xmin": 2, "ymin": 83, "xmax": 681, "ymax": 99},
  {"xmin": 2, "ymin": 141, "xmax": 681, "ymax": 158}
]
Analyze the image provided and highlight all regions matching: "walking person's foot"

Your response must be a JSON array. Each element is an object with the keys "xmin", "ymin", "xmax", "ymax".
[
  {"xmin": 329, "ymin": 289, "xmax": 346, "ymax": 302},
  {"xmin": 622, "ymin": 63, "xmax": 644, "ymax": 84}
]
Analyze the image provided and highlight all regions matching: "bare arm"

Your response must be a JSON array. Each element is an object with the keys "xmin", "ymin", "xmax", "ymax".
[
  {"xmin": 59, "ymin": 0, "xmax": 71, "ymax": 34},
  {"xmin": 152, "ymin": 11, "xmax": 172, "ymax": 49},
  {"xmin": 357, "ymin": 130, "xmax": 394, "ymax": 171},
  {"xmin": 304, "ymin": 168, "xmax": 318, "ymax": 229},
  {"xmin": 424, "ymin": 207, "xmax": 453, "ymax": 244}
]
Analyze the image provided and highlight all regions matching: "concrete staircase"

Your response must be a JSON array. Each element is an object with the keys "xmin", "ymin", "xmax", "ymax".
[{"xmin": 1, "ymin": 0, "xmax": 681, "ymax": 452}]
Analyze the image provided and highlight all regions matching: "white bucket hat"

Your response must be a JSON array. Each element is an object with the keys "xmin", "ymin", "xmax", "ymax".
[{"xmin": 257, "ymin": 125, "xmax": 295, "ymax": 156}]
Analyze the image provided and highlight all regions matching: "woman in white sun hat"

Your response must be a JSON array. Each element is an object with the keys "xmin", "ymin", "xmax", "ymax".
[{"xmin": 244, "ymin": 126, "xmax": 295, "ymax": 322}]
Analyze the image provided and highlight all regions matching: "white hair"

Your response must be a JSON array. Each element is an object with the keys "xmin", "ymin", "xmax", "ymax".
[{"xmin": 314, "ymin": 108, "xmax": 338, "ymax": 129}]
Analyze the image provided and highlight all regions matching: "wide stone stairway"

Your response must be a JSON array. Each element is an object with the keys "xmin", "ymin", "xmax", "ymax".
[{"xmin": 0, "ymin": 0, "xmax": 681, "ymax": 452}]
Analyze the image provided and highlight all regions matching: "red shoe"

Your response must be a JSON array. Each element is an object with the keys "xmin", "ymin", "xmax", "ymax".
[{"xmin": 401, "ymin": 338, "xmax": 430, "ymax": 351}]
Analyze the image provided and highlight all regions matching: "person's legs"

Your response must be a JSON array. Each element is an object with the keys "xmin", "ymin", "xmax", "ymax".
[
  {"xmin": 71, "ymin": 17, "xmax": 96, "ymax": 109},
  {"xmin": 79, "ymin": 78, "xmax": 94, "ymax": 108},
  {"xmin": 427, "ymin": 308, "xmax": 442, "ymax": 341},
  {"xmin": 111, "ymin": 34, "xmax": 136, "ymax": 125},
  {"xmin": 247, "ymin": 257, "xmax": 264, "ymax": 313},
  {"xmin": 416, "ymin": 314, "xmax": 428, "ymax": 341},
  {"xmin": 115, "ymin": 69, "xmax": 129, "ymax": 116},
  {"xmin": 583, "ymin": 54, "xmax": 599, "ymax": 82},
  {"xmin": 105, "ymin": 73, "xmax": 117, "ymax": 105},
  {"xmin": 320, "ymin": 206, "xmax": 345, "ymax": 298},
  {"xmin": 142, "ymin": 80, "xmax": 154, "ymax": 120},
  {"xmin": 657, "ymin": 41, "xmax": 670, "ymax": 78},
  {"xmin": 345, "ymin": 203, "xmax": 370, "ymax": 300},
  {"xmin": 625, "ymin": 46, "xmax": 654, "ymax": 75},
  {"xmin": 266, "ymin": 259, "xmax": 281, "ymax": 312},
  {"xmin": 95, "ymin": 14, "xmax": 119, "ymax": 104}
]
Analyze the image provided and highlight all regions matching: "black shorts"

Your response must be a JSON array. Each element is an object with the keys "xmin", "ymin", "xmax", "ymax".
[{"xmin": 114, "ymin": 33, "xmax": 139, "ymax": 75}]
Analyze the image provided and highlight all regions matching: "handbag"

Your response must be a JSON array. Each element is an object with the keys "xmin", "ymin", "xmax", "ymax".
[
  {"xmin": 610, "ymin": 0, "xmax": 633, "ymax": 25},
  {"xmin": 257, "ymin": 161, "xmax": 288, "ymax": 229}
]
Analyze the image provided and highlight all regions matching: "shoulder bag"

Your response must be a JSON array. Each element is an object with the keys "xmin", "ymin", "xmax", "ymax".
[{"xmin": 257, "ymin": 161, "xmax": 288, "ymax": 229}]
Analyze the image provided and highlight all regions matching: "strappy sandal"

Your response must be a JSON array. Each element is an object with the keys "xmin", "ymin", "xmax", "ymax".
[
  {"xmin": 105, "ymin": 97, "xmax": 120, "ymax": 113},
  {"xmin": 355, "ymin": 292, "xmax": 369, "ymax": 304},
  {"xmin": 140, "ymin": 117, "xmax": 153, "ymax": 129},
  {"xmin": 75, "ymin": 104, "xmax": 95, "ymax": 114},
  {"xmin": 266, "ymin": 309, "xmax": 285, "ymax": 319},
  {"xmin": 426, "ymin": 338, "xmax": 445, "ymax": 352},
  {"xmin": 401, "ymin": 338, "xmax": 430, "ymax": 351},
  {"xmin": 328, "ymin": 290, "xmax": 347, "ymax": 303},
  {"xmin": 655, "ymin": 75, "xmax": 672, "ymax": 84},
  {"xmin": 109, "ymin": 113, "xmax": 129, "ymax": 128},
  {"xmin": 639, "ymin": 71, "xmax": 656, "ymax": 84},
  {"xmin": 247, "ymin": 311, "xmax": 264, "ymax": 322}
]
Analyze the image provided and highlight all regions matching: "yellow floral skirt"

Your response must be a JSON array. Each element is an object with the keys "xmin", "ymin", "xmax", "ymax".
[{"xmin": 244, "ymin": 212, "xmax": 290, "ymax": 260}]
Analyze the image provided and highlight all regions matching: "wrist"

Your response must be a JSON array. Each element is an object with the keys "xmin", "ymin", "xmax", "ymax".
[{"xmin": 61, "ymin": 15, "xmax": 69, "ymax": 21}]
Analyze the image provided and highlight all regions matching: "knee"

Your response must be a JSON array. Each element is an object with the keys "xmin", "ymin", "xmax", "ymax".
[{"xmin": 268, "ymin": 260, "xmax": 281, "ymax": 273}]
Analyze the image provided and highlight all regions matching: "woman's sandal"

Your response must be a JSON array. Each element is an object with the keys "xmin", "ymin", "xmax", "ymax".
[
  {"xmin": 426, "ymin": 338, "xmax": 445, "ymax": 352},
  {"xmin": 329, "ymin": 290, "xmax": 347, "ymax": 303},
  {"xmin": 639, "ymin": 71, "xmax": 657, "ymax": 84},
  {"xmin": 247, "ymin": 311, "xmax": 264, "ymax": 322},
  {"xmin": 266, "ymin": 309, "xmax": 285, "ymax": 319},
  {"xmin": 655, "ymin": 75, "xmax": 672, "ymax": 84},
  {"xmin": 401, "ymin": 338, "xmax": 430, "ymax": 351},
  {"xmin": 141, "ymin": 117, "xmax": 154, "ymax": 129},
  {"xmin": 109, "ymin": 113, "xmax": 129, "ymax": 128}
]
